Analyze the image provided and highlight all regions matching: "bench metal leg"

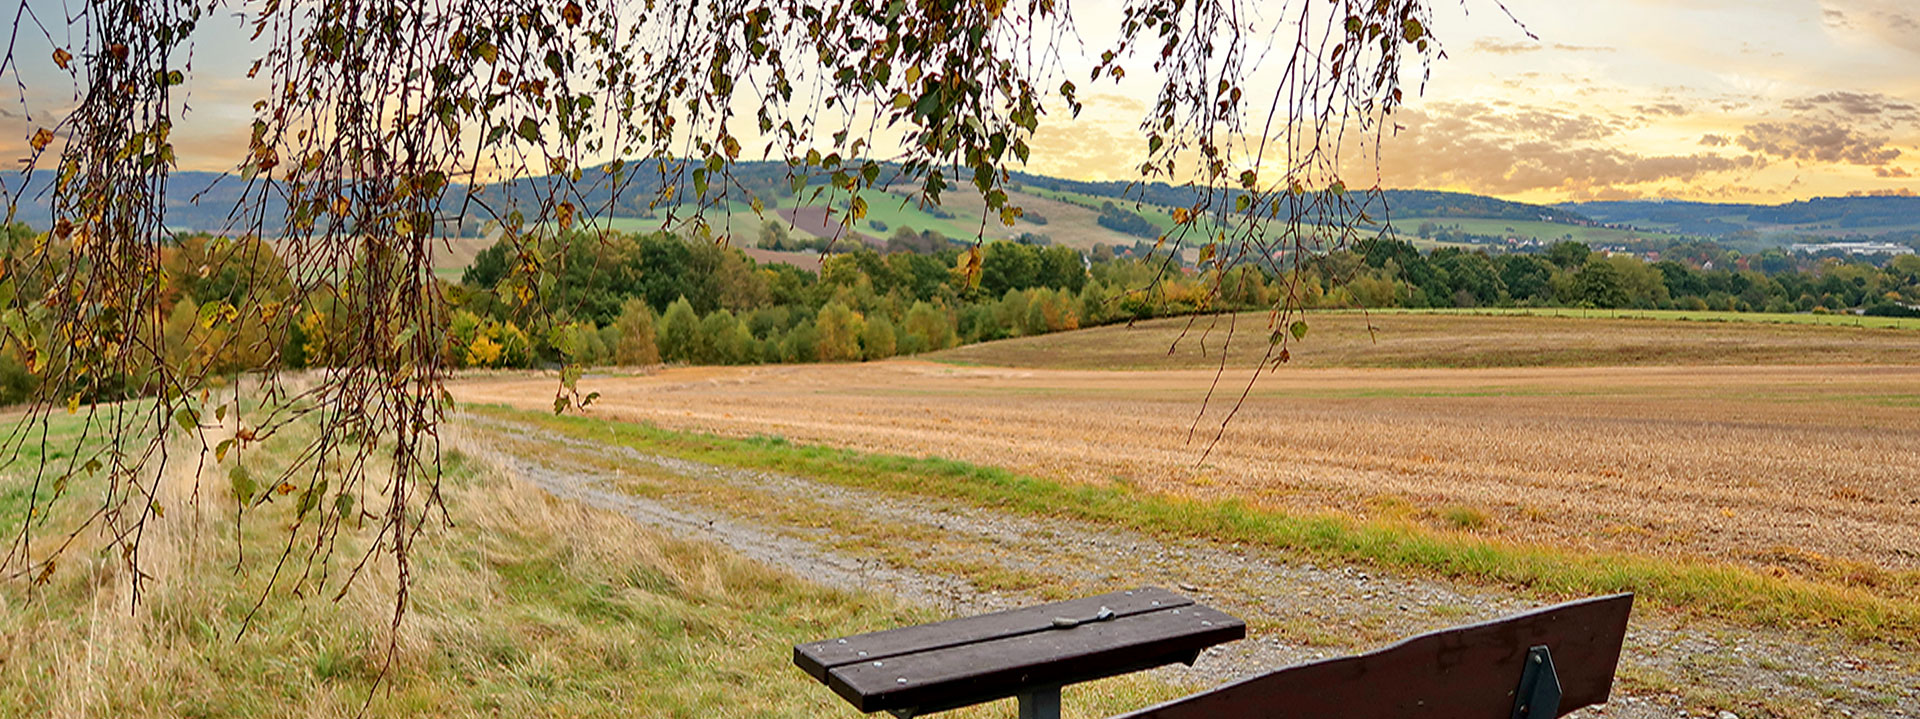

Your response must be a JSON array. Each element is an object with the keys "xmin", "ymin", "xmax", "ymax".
[{"xmin": 1017, "ymin": 686, "xmax": 1061, "ymax": 719}]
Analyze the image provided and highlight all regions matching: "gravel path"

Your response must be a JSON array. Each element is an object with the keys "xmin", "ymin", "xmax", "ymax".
[{"xmin": 457, "ymin": 414, "xmax": 1918, "ymax": 719}]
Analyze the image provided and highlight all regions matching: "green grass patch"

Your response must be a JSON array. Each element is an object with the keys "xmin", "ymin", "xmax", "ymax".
[
  {"xmin": 1374, "ymin": 306, "xmax": 1920, "ymax": 330},
  {"xmin": 470, "ymin": 404, "xmax": 1920, "ymax": 646},
  {"xmin": 1387, "ymin": 217, "xmax": 1677, "ymax": 245}
]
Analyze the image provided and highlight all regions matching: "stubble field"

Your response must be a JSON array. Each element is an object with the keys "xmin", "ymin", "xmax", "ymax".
[{"xmin": 454, "ymin": 313, "xmax": 1920, "ymax": 593}]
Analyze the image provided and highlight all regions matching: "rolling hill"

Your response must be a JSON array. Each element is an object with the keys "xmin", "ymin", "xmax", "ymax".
[{"xmin": 6, "ymin": 164, "xmax": 1917, "ymax": 265}]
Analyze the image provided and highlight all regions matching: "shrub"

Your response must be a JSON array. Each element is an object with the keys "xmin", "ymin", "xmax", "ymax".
[
  {"xmin": 656, "ymin": 297, "xmax": 701, "ymax": 363},
  {"xmin": 612, "ymin": 299, "xmax": 661, "ymax": 365},
  {"xmin": 902, "ymin": 301, "xmax": 955, "ymax": 353},
  {"xmin": 814, "ymin": 301, "xmax": 865, "ymax": 362},
  {"xmin": 860, "ymin": 315, "xmax": 897, "ymax": 360}
]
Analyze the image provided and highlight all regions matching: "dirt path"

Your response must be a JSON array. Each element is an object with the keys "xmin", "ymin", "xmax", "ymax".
[{"xmin": 455, "ymin": 413, "xmax": 1918, "ymax": 719}]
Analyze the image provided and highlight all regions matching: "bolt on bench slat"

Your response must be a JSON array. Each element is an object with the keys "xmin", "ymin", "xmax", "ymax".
[{"xmin": 1113, "ymin": 593, "xmax": 1635, "ymax": 719}]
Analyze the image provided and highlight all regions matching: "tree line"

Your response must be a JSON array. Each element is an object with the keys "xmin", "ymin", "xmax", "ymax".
[
  {"xmin": 1312, "ymin": 238, "xmax": 1920, "ymax": 315},
  {"xmin": 6, "ymin": 222, "xmax": 1917, "ymax": 406}
]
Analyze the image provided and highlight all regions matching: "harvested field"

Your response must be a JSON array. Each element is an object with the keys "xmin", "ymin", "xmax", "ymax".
[
  {"xmin": 927, "ymin": 311, "xmax": 1920, "ymax": 369},
  {"xmin": 453, "ymin": 360, "xmax": 1920, "ymax": 586},
  {"xmin": 777, "ymin": 206, "xmax": 880, "ymax": 247},
  {"xmin": 738, "ymin": 246, "xmax": 823, "ymax": 271}
]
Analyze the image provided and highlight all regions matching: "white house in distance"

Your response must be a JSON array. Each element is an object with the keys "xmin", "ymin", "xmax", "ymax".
[{"xmin": 1789, "ymin": 241, "xmax": 1915, "ymax": 256}]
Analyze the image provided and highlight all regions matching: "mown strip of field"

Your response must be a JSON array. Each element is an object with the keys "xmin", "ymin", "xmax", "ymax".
[
  {"xmin": 1373, "ymin": 307, "xmax": 1920, "ymax": 330},
  {"xmin": 468, "ymin": 404, "xmax": 1920, "ymax": 647},
  {"xmin": 926, "ymin": 310, "xmax": 1920, "ymax": 370}
]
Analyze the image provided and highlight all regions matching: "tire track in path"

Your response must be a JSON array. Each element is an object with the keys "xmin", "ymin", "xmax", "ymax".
[{"xmin": 457, "ymin": 414, "xmax": 1917, "ymax": 719}]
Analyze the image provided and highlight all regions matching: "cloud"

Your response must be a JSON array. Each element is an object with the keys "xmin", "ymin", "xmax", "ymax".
[
  {"xmin": 1471, "ymin": 38, "xmax": 1615, "ymax": 55},
  {"xmin": 1736, "ymin": 121, "xmax": 1902, "ymax": 165},
  {"xmin": 1699, "ymin": 134, "xmax": 1730, "ymax": 147},
  {"xmin": 1782, "ymin": 91, "xmax": 1918, "ymax": 119},
  {"xmin": 1633, "ymin": 103, "xmax": 1690, "ymax": 118},
  {"xmin": 1845, "ymin": 187, "xmax": 1916, "ymax": 197},
  {"xmin": 1821, "ymin": 0, "xmax": 1920, "ymax": 56},
  {"xmin": 1876, "ymin": 166, "xmax": 1912, "ymax": 178},
  {"xmin": 1374, "ymin": 103, "xmax": 1761, "ymax": 196},
  {"xmin": 1471, "ymin": 108, "xmax": 1621, "ymax": 143}
]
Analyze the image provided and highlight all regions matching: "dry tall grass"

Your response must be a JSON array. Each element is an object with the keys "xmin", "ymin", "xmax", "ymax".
[{"xmin": 3, "ymin": 412, "xmax": 1016, "ymax": 717}]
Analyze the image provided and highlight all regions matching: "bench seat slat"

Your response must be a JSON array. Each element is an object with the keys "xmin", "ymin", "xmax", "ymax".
[
  {"xmin": 828, "ymin": 603, "xmax": 1246, "ymax": 713},
  {"xmin": 1113, "ymin": 593, "xmax": 1635, "ymax": 719},
  {"xmin": 794, "ymin": 586, "xmax": 1193, "ymax": 680}
]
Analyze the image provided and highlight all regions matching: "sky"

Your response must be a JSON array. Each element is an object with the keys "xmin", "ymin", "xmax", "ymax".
[
  {"xmin": 3, "ymin": 0, "xmax": 1917, "ymax": 206},
  {"xmin": 1027, "ymin": 0, "xmax": 1920, "ymax": 204}
]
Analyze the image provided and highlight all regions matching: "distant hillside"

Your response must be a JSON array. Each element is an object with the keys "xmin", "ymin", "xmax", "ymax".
[
  {"xmin": 1007, "ymin": 174, "xmax": 1591, "ymax": 224},
  {"xmin": 4, "ymin": 162, "xmax": 1586, "ymax": 240},
  {"xmin": 11, "ymin": 163, "xmax": 1913, "ymax": 258},
  {"xmin": 1561, "ymin": 196, "xmax": 1920, "ymax": 239}
]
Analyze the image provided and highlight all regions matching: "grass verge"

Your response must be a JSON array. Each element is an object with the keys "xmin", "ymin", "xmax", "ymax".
[
  {"xmin": 2, "ymin": 411, "xmax": 1176, "ymax": 717},
  {"xmin": 469, "ymin": 404, "xmax": 1920, "ymax": 646}
]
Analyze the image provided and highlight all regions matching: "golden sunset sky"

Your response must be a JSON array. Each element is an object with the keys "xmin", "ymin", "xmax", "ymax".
[
  {"xmin": 1028, "ymin": 0, "xmax": 1920, "ymax": 204},
  {"xmin": 4, "ymin": 0, "xmax": 1916, "ymax": 205}
]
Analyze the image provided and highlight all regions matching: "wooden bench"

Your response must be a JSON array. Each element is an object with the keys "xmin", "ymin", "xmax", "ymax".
[{"xmin": 795, "ymin": 588, "xmax": 1633, "ymax": 719}]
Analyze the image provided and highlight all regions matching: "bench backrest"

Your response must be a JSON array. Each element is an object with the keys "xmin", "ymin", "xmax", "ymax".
[{"xmin": 1111, "ymin": 593, "xmax": 1634, "ymax": 719}]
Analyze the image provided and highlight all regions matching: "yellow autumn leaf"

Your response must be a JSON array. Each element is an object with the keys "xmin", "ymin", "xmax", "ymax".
[
  {"xmin": 30, "ymin": 128, "xmax": 54, "ymax": 151},
  {"xmin": 52, "ymin": 48, "xmax": 72, "ymax": 70}
]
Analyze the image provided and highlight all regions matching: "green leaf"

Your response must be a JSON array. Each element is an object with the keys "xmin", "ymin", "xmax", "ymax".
[
  {"xmin": 229, "ymin": 464, "xmax": 256, "ymax": 506},
  {"xmin": 215, "ymin": 438, "xmax": 235, "ymax": 463},
  {"xmin": 296, "ymin": 480, "xmax": 328, "ymax": 518},
  {"xmin": 334, "ymin": 492, "xmax": 354, "ymax": 519},
  {"xmin": 173, "ymin": 407, "xmax": 199, "ymax": 433},
  {"xmin": 1290, "ymin": 320, "xmax": 1309, "ymax": 340},
  {"xmin": 1401, "ymin": 19, "xmax": 1424, "ymax": 42},
  {"xmin": 516, "ymin": 117, "xmax": 542, "ymax": 143}
]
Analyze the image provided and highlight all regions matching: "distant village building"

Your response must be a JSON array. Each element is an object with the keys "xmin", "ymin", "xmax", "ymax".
[{"xmin": 1789, "ymin": 241, "xmax": 1915, "ymax": 256}]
